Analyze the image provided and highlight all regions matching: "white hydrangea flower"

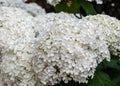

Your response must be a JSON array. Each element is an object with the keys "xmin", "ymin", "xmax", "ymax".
[
  {"xmin": 46, "ymin": 0, "xmax": 102, "ymax": 6},
  {"xmin": 21, "ymin": 3, "xmax": 46, "ymax": 16},
  {"xmin": 83, "ymin": 14, "xmax": 120, "ymax": 57},
  {"xmin": 0, "ymin": 7, "xmax": 38, "ymax": 86},
  {"xmin": 33, "ymin": 13, "xmax": 110, "ymax": 85},
  {"xmin": 46, "ymin": 0, "xmax": 62, "ymax": 6},
  {"xmin": 0, "ymin": 0, "xmax": 46, "ymax": 16},
  {"xmin": 87, "ymin": 0, "xmax": 103, "ymax": 4},
  {"xmin": 1, "ymin": 7, "xmax": 118, "ymax": 86}
]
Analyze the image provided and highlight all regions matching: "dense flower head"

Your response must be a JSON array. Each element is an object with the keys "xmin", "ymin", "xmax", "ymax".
[
  {"xmin": 33, "ymin": 13, "xmax": 110, "ymax": 85},
  {"xmin": 0, "ymin": 0, "xmax": 46, "ymax": 16},
  {"xmin": 0, "ymin": 7, "xmax": 37, "ymax": 86},
  {"xmin": 1, "ymin": 6, "xmax": 120, "ymax": 86},
  {"xmin": 46, "ymin": 0, "xmax": 103, "ymax": 6},
  {"xmin": 83, "ymin": 14, "xmax": 120, "ymax": 57},
  {"xmin": 46, "ymin": 0, "xmax": 62, "ymax": 6},
  {"xmin": 87, "ymin": 0, "xmax": 103, "ymax": 4}
]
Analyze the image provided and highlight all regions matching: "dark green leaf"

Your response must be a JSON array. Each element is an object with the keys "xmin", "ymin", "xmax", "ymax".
[
  {"xmin": 107, "ymin": 60, "xmax": 120, "ymax": 70},
  {"xmin": 104, "ymin": 59, "xmax": 120, "ymax": 70},
  {"xmin": 88, "ymin": 71, "xmax": 115, "ymax": 86},
  {"xmin": 79, "ymin": 0, "xmax": 96, "ymax": 15},
  {"xmin": 112, "ymin": 75, "xmax": 120, "ymax": 86},
  {"xmin": 55, "ymin": 0, "xmax": 96, "ymax": 15},
  {"xmin": 55, "ymin": 0, "xmax": 80, "ymax": 13}
]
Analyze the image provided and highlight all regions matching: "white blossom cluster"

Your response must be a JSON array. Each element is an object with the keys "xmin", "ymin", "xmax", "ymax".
[
  {"xmin": 0, "ymin": 7, "xmax": 37, "ymax": 86},
  {"xmin": 0, "ymin": 6, "xmax": 120, "ymax": 86},
  {"xmin": 46, "ymin": 0, "xmax": 62, "ymax": 6},
  {"xmin": 83, "ymin": 14, "xmax": 120, "ymax": 57},
  {"xmin": 87, "ymin": 0, "xmax": 103, "ymax": 4},
  {"xmin": 33, "ymin": 13, "xmax": 110, "ymax": 85},
  {"xmin": 0, "ymin": 0, "xmax": 46, "ymax": 16},
  {"xmin": 46, "ymin": 0, "xmax": 103, "ymax": 6}
]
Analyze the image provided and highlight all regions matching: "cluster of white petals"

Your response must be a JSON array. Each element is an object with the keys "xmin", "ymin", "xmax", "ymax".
[
  {"xmin": 46, "ymin": 0, "xmax": 62, "ymax": 6},
  {"xmin": 87, "ymin": 0, "xmax": 103, "ymax": 4},
  {"xmin": 0, "ymin": 6, "xmax": 120, "ymax": 86},
  {"xmin": 0, "ymin": 0, "xmax": 46, "ymax": 16},
  {"xmin": 83, "ymin": 14, "xmax": 120, "ymax": 57},
  {"xmin": 46, "ymin": 0, "xmax": 103, "ymax": 6},
  {"xmin": 33, "ymin": 13, "xmax": 110, "ymax": 85},
  {"xmin": 0, "ymin": 7, "xmax": 37, "ymax": 86}
]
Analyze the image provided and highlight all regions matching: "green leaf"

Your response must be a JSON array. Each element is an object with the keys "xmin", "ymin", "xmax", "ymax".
[
  {"xmin": 88, "ymin": 71, "xmax": 115, "ymax": 86},
  {"xmin": 79, "ymin": 0, "xmax": 96, "ymax": 15},
  {"xmin": 106, "ymin": 60, "xmax": 120, "ymax": 70},
  {"xmin": 55, "ymin": 0, "xmax": 80, "ymax": 13},
  {"xmin": 103, "ymin": 59, "xmax": 120, "ymax": 70},
  {"xmin": 112, "ymin": 75, "xmax": 120, "ymax": 86},
  {"xmin": 55, "ymin": 0, "xmax": 96, "ymax": 15}
]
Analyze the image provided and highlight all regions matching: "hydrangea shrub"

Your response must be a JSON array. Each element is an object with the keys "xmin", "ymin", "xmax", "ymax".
[{"xmin": 0, "ymin": 0, "xmax": 120, "ymax": 86}]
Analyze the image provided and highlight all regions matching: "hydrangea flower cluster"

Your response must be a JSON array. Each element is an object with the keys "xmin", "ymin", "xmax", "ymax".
[
  {"xmin": 46, "ymin": 0, "xmax": 103, "ymax": 6},
  {"xmin": 33, "ymin": 13, "xmax": 110, "ymax": 85},
  {"xmin": 0, "ymin": 0, "xmax": 45, "ymax": 16},
  {"xmin": 87, "ymin": 0, "xmax": 103, "ymax": 4},
  {"xmin": 46, "ymin": 0, "xmax": 62, "ymax": 6},
  {"xmin": 83, "ymin": 14, "xmax": 120, "ymax": 57},
  {"xmin": 0, "ymin": 6, "xmax": 120, "ymax": 86},
  {"xmin": 0, "ymin": 7, "xmax": 37, "ymax": 86}
]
